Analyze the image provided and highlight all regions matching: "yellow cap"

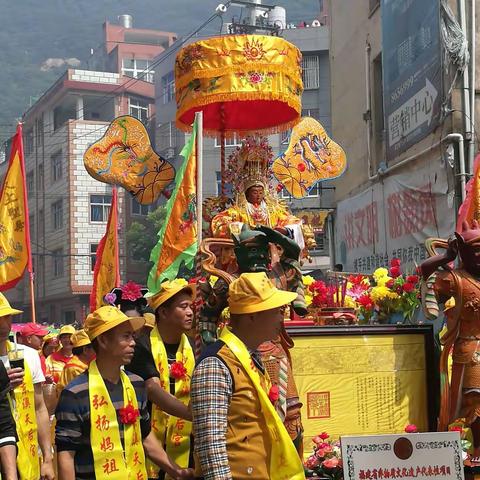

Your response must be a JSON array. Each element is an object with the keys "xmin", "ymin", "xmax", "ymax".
[
  {"xmin": 146, "ymin": 278, "xmax": 194, "ymax": 311},
  {"xmin": 0, "ymin": 293, "xmax": 22, "ymax": 317},
  {"xmin": 59, "ymin": 325, "xmax": 76, "ymax": 336},
  {"xmin": 143, "ymin": 312, "xmax": 156, "ymax": 329},
  {"xmin": 84, "ymin": 306, "xmax": 145, "ymax": 341},
  {"xmin": 71, "ymin": 329, "xmax": 91, "ymax": 348},
  {"xmin": 228, "ymin": 272, "xmax": 297, "ymax": 314},
  {"xmin": 42, "ymin": 333, "xmax": 57, "ymax": 343}
]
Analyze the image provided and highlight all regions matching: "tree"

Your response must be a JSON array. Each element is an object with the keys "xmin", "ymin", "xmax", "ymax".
[{"xmin": 126, "ymin": 205, "xmax": 167, "ymax": 263}]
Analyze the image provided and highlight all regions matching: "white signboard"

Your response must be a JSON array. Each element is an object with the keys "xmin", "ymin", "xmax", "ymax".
[
  {"xmin": 335, "ymin": 160, "xmax": 455, "ymax": 273},
  {"xmin": 341, "ymin": 432, "xmax": 464, "ymax": 480}
]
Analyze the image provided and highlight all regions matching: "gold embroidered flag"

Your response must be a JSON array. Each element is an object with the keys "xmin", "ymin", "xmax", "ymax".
[
  {"xmin": 148, "ymin": 118, "xmax": 198, "ymax": 292},
  {"xmin": 0, "ymin": 124, "xmax": 31, "ymax": 291},
  {"xmin": 90, "ymin": 188, "xmax": 120, "ymax": 311}
]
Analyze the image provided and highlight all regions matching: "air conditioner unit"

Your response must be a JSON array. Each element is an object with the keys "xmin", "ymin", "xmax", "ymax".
[{"xmin": 165, "ymin": 148, "xmax": 175, "ymax": 159}]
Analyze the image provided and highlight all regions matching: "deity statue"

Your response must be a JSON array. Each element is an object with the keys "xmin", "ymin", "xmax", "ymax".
[
  {"xmin": 421, "ymin": 220, "xmax": 480, "ymax": 462},
  {"xmin": 211, "ymin": 136, "xmax": 316, "ymax": 251}
]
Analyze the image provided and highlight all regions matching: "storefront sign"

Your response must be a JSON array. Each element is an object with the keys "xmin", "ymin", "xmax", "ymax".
[
  {"xmin": 335, "ymin": 162, "xmax": 454, "ymax": 272},
  {"xmin": 341, "ymin": 432, "xmax": 463, "ymax": 480}
]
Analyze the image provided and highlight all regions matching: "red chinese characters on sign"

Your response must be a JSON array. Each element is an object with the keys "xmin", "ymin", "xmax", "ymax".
[
  {"xmin": 93, "ymin": 394, "xmax": 108, "ymax": 410},
  {"xmin": 343, "ymin": 202, "xmax": 378, "ymax": 250},
  {"xmin": 387, "ymin": 183, "xmax": 436, "ymax": 239},
  {"xmin": 358, "ymin": 464, "xmax": 451, "ymax": 479},
  {"xmin": 95, "ymin": 415, "xmax": 110, "ymax": 432},
  {"xmin": 100, "ymin": 437, "xmax": 114, "ymax": 452},
  {"xmin": 103, "ymin": 458, "xmax": 120, "ymax": 475},
  {"xmin": 133, "ymin": 451, "xmax": 143, "ymax": 466}
]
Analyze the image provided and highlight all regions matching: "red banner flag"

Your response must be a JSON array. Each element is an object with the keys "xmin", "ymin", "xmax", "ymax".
[
  {"xmin": 0, "ymin": 124, "xmax": 32, "ymax": 291},
  {"xmin": 90, "ymin": 188, "xmax": 120, "ymax": 311}
]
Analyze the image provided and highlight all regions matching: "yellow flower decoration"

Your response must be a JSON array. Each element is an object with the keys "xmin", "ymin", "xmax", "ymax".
[
  {"xmin": 209, "ymin": 275, "xmax": 219, "ymax": 287},
  {"xmin": 370, "ymin": 286, "xmax": 399, "ymax": 303},
  {"xmin": 377, "ymin": 276, "xmax": 393, "ymax": 287},
  {"xmin": 305, "ymin": 294, "xmax": 313, "ymax": 307},
  {"xmin": 373, "ymin": 268, "xmax": 389, "ymax": 281},
  {"xmin": 302, "ymin": 275, "xmax": 315, "ymax": 287},
  {"xmin": 343, "ymin": 295, "xmax": 357, "ymax": 309}
]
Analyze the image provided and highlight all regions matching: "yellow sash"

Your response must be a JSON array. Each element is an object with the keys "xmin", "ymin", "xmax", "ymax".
[
  {"xmin": 89, "ymin": 360, "xmax": 147, "ymax": 480},
  {"xmin": 148, "ymin": 327, "xmax": 194, "ymax": 479},
  {"xmin": 219, "ymin": 328, "xmax": 305, "ymax": 480},
  {"xmin": 7, "ymin": 343, "xmax": 40, "ymax": 480}
]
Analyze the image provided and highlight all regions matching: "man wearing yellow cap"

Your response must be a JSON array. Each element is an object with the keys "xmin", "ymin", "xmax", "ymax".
[
  {"xmin": 46, "ymin": 324, "xmax": 75, "ymax": 384},
  {"xmin": 57, "ymin": 329, "xmax": 95, "ymax": 392},
  {"xmin": 55, "ymin": 305, "xmax": 194, "ymax": 480},
  {"xmin": 128, "ymin": 279, "xmax": 195, "ymax": 480},
  {"xmin": 191, "ymin": 272, "xmax": 305, "ymax": 480},
  {"xmin": 0, "ymin": 292, "xmax": 55, "ymax": 480}
]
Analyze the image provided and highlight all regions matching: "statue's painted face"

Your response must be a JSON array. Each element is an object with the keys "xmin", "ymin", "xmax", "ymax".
[
  {"xmin": 234, "ymin": 237, "xmax": 269, "ymax": 273},
  {"xmin": 456, "ymin": 221, "xmax": 480, "ymax": 274},
  {"xmin": 246, "ymin": 185, "xmax": 265, "ymax": 205}
]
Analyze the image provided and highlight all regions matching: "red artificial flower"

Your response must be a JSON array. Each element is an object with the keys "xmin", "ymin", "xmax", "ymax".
[
  {"xmin": 315, "ymin": 445, "xmax": 333, "ymax": 458},
  {"xmin": 390, "ymin": 258, "xmax": 401, "ymax": 267},
  {"xmin": 170, "ymin": 361, "xmax": 187, "ymax": 380},
  {"xmin": 402, "ymin": 283, "xmax": 415, "ymax": 293},
  {"xmin": 449, "ymin": 426, "xmax": 462, "ymax": 432},
  {"xmin": 322, "ymin": 457, "xmax": 340, "ymax": 469},
  {"xmin": 305, "ymin": 456, "xmax": 320, "ymax": 469},
  {"xmin": 405, "ymin": 424, "xmax": 418, "ymax": 433},
  {"xmin": 120, "ymin": 281, "xmax": 143, "ymax": 301},
  {"xmin": 297, "ymin": 162, "xmax": 306, "ymax": 172},
  {"xmin": 119, "ymin": 403, "xmax": 140, "ymax": 425},
  {"xmin": 390, "ymin": 266, "xmax": 401, "ymax": 278},
  {"xmin": 348, "ymin": 275, "xmax": 365, "ymax": 286},
  {"xmin": 406, "ymin": 275, "xmax": 419, "ymax": 284},
  {"xmin": 386, "ymin": 279, "xmax": 395, "ymax": 288},
  {"xmin": 276, "ymin": 183, "xmax": 284, "ymax": 193},
  {"xmin": 312, "ymin": 435, "xmax": 324, "ymax": 445},
  {"xmin": 319, "ymin": 432, "xmax": 329, "ymax": 440},
  {"xmin": 268, "ymin": 385, "xmax": 280, "ymax": 403},
  {"xmin": 358, "ymin": 294, "xmax": 374, "ymax": 310}
]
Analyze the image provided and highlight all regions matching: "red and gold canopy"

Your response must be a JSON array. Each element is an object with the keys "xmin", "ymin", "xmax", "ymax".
[{"xmin": 175, "ymin": 34, "xmax": 303, "ymax": 137}]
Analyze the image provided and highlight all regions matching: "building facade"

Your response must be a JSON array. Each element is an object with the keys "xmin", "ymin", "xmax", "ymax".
[
  {"xmin": 1, "ymin": 19, "xmax": 176, "ymax": 324},
  {"xmin": 154, "ymin": 4, "xmax": 333, "ymax": 271},
  {"xmin": 329, "ymin": 0, "xmax": 478, "ymax": 273}
]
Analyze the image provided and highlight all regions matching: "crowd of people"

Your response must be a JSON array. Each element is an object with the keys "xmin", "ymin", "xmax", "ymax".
[{"xmin": 0, "ymin": 272, "xmax": 305, "ymax": 480}]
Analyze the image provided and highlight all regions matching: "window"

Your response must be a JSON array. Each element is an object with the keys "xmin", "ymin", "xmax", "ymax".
[
  {"xmin": 301, "ymin": 55, "xmax": 320, "ymax": 90},
  {"xmin": 26, "ymin": 171, "xmax": 34, "ymax": 193},
  {"xmin": 35, "ymin": 115, "xmax": 44, "ymax": 147},
  {"xmin": 51, "ymin": 200, "xmax": 63, "ymax": 230},
  {"xmin": 38, "ymin": 210, "xmax": 45, "ymax": 238},
  {"xmin": 281, "ymin": 129, "xmax": 291, "ymax": 145},
  {"xmin": 214, "ymin": 134, "xmax": 242, "ymax": 148},
  {"xmin": 161, "ymin": 71, "xmax": 175, "ymax": 104},
  {"xmin": 216, "ymin": 172, "xmax": 233, "ymax": 197},
  {"xmin": 24, "ymin": 128, "xmax": 34, "ymax": 155},
  {"xmin": 301, "ymin": 108, "xmax": 320, "ymax": 120},
  {"xmin": 281, "ymin": 183, "xmax": 321, "ymax": 198},
  {"xmin": 90, "ymin": 244, "xmax": 98, "ymax": 271},
  {"xmin": 131, "ymin": 197, "xmax": 153, "ymax": 216},
  {"xmin": 51, "ymin": 151, "xmax": 62, "ymax": 182},
  {"xmin": 122, "ymin": 58, "xmax": 154, "ymax": 83},
  {"xmin": 29, "ymin": 214, "xmax": 34, "ymax": 238},
  {"xmin": 90, "ymin": 194, "xmax": 112, "ymax": 222},
  {"xmin": 62, "ymin": 311, "xmax": 76, "ymax": 324},
  {"xmin": 53, "ymin": 249, "xmax": 64, "ymax": 277},
  {"xmin": 129, "ymin": 98, "xmax": 149, "ymax": 124},
  {"xmin": 157, "ymin": 122, "xmax": 177, "ymax": 148},
  {"xmin": 37, "ymin": 164, "xmax": 44, "ymax": 191}
]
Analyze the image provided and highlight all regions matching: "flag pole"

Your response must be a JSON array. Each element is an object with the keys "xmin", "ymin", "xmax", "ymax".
[
  {"xmin": 195, "ymin": 111, "xmax": 203, "ymax": 249},
  {"xmin": 17, "ymin": 123, "xmax": 36, "ymax": 323}
]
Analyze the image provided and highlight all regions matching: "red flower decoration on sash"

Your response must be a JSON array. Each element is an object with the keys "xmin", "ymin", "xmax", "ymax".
[
  {"xmin": 170, "ymin": 361, "xmax": 187, "ymax": 380},
  {"xmin": 119, "ymin": 403, "xmax": 140, "ymax": 425},
  {"xmin": 268, "ymin": 385, "xmax": 280, "ymax": 403}
]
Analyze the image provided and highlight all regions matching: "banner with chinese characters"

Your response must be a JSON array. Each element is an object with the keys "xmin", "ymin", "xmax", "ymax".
[
  {"xmin": 0, "ymin": 124, "xmax": 31, "ymax": 291},
  {"xmin": 289, "ymin": 329, "xmax": 432, "ymax": 452},
  {"xmin": 341, "ymin": 432, "xmax": 463, "ymax": 480},
  {"xmin": 335, "ymin": 161, "xmax": 454, "ymax": 272}
]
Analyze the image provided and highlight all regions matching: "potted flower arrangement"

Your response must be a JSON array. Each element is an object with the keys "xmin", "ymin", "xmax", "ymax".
[{"xmin": 304, "ymin": 432, "xmax": 343, "ymax": 479}]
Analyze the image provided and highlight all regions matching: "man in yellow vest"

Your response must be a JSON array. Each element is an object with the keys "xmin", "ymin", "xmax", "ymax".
[
  {"xmin": 191, "ymin": 272, "xmax": 305, "ymax": 480},
  {"xmin": 0, "ymin": 292, "xmax": 55, "ymax": 480},
  {"xmin": 55, "ymin": 305, "xmax": 194, "ymax": 480},
  {"xmin": 57, "ymin": 329, "xmax": 95, "ymax": 392},
  {"xmin": 46, "ymin": 325, "xmax": 75, "ymax": 384},
  {"xmin": 129, "ymin": 279, "xmax": 195, "ymax": 479}
]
